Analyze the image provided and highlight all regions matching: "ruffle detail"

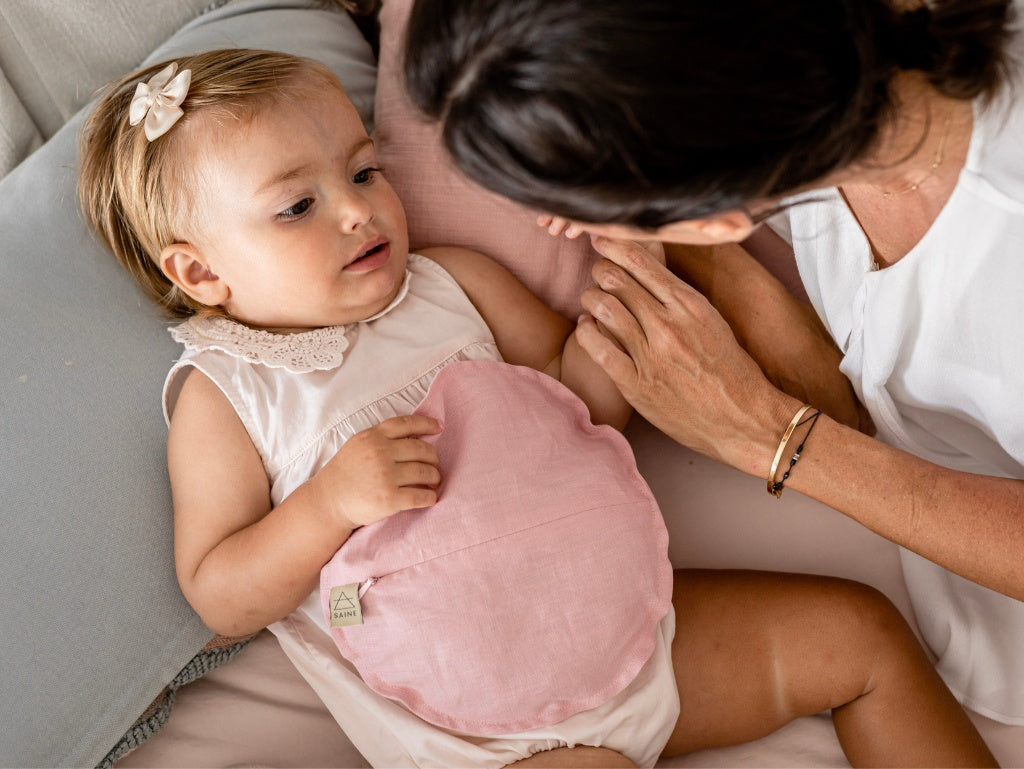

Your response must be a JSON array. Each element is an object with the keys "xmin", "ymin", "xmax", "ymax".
[
  {"xmin": 169, "ymin": 271, "xmax": 412, "ymax": 373},
  {"xmin": 170, "ymin": 316, "xmax": 352, "ymax": 373}
]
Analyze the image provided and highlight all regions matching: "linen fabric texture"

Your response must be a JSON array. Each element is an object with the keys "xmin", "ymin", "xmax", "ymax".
[{"xmin": 322, "ymin": 359, "xmax": 673, "ymax": 734}]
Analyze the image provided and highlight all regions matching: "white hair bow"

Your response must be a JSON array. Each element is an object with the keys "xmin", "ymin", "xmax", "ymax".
[{"xmin": 128, "ymin": 62, "xmax": 192, "ymax": 141}]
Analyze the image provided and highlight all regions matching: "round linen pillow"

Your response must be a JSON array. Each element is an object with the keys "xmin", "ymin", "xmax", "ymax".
[{"xmin": 321, "ymin": 360, "xmax": 672, "ymax": 734}]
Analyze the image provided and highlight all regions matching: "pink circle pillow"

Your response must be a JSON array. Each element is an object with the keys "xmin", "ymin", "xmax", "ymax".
[{"xmin": 321, "ymin": 360, "xmax": 672, "ymax": 734}]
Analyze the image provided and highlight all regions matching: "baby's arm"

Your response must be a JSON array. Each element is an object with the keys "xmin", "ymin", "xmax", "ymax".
[
  {"xmin": 168, "ymin": 369, "xmax": 441, "ymax": 636},
  {"xmin": 422, "ymin": 246, "xmax": 631, "ymax": 429}
]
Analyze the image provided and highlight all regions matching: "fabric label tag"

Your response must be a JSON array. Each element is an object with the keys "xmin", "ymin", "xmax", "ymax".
[{"xmin": 329, "ymin": 583, "xmax": 364, "ymax": 627}]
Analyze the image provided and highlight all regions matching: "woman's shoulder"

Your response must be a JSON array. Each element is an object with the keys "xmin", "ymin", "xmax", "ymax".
[
  {"xmin": 970, "ymin": 14, "xmax": 1024, "ymax": 198},
  {"xmin": 970, "ymin": 89, "xmax": 1024, "ymax": 203}
]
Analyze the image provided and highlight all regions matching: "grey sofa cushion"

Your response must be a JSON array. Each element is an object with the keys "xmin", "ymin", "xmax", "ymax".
[
  {"xmin": 0, "ymin": 67, "xmax": 43, "ymax": 178},
  {"xmin": 0, "ymin": 0, "xmax": 212, "ymax": 143},
  {"xmin": 0, "ymin": 1, "xmax": 376, "ymax": 766}
]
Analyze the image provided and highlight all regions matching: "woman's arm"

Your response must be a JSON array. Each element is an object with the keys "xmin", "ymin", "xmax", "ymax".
[
  {"xmin": 575, "ymin": 235, "xmax": 1024, "ymax": 601},
  {"xmin": 423, "ymin": 246, "xmax": 631, "ymax": 429},
  {"xmin": 787, "ymin": 412, "xmax": 1024, "ymax": 600},
  {"xmin": 664, "ymin": 239, "xmax": 872, "ymax": 434},
  {"xmin": 168, "ymin": 369, "xmax": 441, "ymax": 636}
]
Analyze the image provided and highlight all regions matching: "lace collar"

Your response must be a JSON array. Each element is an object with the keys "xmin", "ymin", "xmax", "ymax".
[{"xmin": 169, "ymin": 270, "xmax": 411, "ymax": 373}]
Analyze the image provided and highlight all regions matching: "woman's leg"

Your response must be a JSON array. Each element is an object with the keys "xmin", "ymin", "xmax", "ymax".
[{"xmin": 662, "ymin": 569, "xmax": 996, "ymax": 768}]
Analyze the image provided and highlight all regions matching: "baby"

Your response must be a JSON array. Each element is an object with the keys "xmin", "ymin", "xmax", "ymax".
[{"xmin": 79, "ymin": 48, "xmax": 994, "ymax": 768}]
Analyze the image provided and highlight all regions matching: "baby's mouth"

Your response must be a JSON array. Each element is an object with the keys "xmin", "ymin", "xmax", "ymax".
[
  {"xmin": 344, "ymin": 239, "xmax": 391, "ymax": 272},
  {"xmin": 351, "ymin": 242, "xmax": 385, "ymax": 264}
]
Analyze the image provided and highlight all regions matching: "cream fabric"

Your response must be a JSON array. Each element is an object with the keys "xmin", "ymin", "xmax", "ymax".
[
  {"xmin": 278, "ymin": 605, "xmax": 678, "ymax": 769},
  {"xmin": 128, "ymin": 63, "xmax": 192, "ymax": 141}
]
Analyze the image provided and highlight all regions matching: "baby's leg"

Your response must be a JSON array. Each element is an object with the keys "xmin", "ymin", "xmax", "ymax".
[{"xmin": 662, "ymin": 569, "xmax": 995, "ymax": 768}]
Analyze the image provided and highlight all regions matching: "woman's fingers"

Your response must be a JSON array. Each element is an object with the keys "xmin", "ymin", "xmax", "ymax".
[
  {"xmin": 580, "ymin": 283, "xmax": 649, "ymax": 351},
  {"xmin": 574, "ymin": 312, "xmax": 640, "ymax": 391},
  {"xmin": 587, "ymin": 256, "xmax": 705, "ymax": 353},
  {"xmin": 589, "ymin": 235, "xmax": 674, "ymax": 302},
  {"xmin": 577, "ymin": 242, "xmax": 700, "ymax": 402},
  {"xmin": 575, "ymin": 237, "xmax": 795, "ymax": 473}
]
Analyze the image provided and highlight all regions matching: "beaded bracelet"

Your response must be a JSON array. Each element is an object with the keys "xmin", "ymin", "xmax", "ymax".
[{"xmin": 767, "ymin": 405, "xmax": 822, "ymax": 498}]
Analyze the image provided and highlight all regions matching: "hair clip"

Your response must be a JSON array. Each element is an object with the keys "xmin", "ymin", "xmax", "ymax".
[{"xmin": 128, "ymin": 62, "xmax": 192, "ymax": 141}]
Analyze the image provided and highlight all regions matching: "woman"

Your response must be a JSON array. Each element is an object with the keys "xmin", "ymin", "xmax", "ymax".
[{"xmin": 402, "ymin": 0, "xmax": 1024, "ymax": 726}]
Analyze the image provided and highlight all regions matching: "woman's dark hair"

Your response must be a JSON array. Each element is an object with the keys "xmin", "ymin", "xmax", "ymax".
[{"xmin": 403, "ymin": 0, "xmax": 1014, "ymax": 226}]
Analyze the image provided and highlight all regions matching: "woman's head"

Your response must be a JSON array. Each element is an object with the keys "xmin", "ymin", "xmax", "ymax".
[
  {"xmin": 80, "ymin": 48, "xmax": 408, "ymax": 325},
  {"xmin": 403, "ymin": 0, "xmax": 1014, "ymax": 231}
]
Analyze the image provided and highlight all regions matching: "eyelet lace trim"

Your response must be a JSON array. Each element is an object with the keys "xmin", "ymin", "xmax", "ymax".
[
  {"xmin": 170, "ymin": 316, "xmax": 352, "ymax": 373},
  {"xmin": 169, "ymin": 271, "xmax": 411, "ymax": 373}
]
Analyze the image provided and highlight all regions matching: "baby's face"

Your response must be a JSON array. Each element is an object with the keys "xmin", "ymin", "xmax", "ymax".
[{"xmin": 184, "ymin": 85, "xmax": 410, "ymax": 331}]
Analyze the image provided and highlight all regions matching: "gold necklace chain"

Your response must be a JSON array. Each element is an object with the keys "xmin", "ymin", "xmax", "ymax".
[{"xmin": 877, "ymin": 113, "xmax": 953, "ymax": 198}]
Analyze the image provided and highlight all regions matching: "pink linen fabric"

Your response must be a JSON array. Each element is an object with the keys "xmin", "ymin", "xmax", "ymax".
[
  {"xmin": 320, "ymin": 360, "xmax": 673, "ymax": 735},
  {"xmin": 372, "ymin": 0, "xmax": 597, "ymax": 319}
]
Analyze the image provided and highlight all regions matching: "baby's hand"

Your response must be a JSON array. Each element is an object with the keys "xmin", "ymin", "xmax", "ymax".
[
  {"xmin": 311, "ymin": 415, "xmax": 442, "ymax": 530},
  {"xmin": 537, "ymin": 213, "xmax": 585, "ymax": 239}
]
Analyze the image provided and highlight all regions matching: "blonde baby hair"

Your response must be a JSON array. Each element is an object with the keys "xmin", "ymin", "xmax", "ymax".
[{"xmin": 79, "ymin": 48, "xmax": 345, "ymax": 318}]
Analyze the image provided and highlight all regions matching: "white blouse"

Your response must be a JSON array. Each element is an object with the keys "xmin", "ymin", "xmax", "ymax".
[{"xmin": 782, "ymin": 62, "xmax": 1024, "ymax": 723}]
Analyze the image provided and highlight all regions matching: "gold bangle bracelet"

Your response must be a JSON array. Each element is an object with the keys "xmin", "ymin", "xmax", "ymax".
[{"xmin": 768, "ymin": 404, "xmax": 814, "ymax": 498}]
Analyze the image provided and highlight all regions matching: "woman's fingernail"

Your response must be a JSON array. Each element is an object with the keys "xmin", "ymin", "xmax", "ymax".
[{"xmin": 597, "ymin": 268, "xmax": 620, "ymax": 289}]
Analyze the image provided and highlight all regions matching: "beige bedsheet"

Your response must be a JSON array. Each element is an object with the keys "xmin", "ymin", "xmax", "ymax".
[{"xmin": 118, "ymin": 424, "xmax": 1024, "ymax": 768}]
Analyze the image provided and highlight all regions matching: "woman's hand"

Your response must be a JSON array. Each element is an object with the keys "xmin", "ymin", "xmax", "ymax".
[
  {"xmin": 575, "ymin": 235, "xmax": 800, "ymax": 476},
  {"xmin": 664, "ymin": 240, "xmax": 874, "ymax": 436},
  {"xmin": 307, "ymin": 415, "xmax": 443, "ymax": 531}
]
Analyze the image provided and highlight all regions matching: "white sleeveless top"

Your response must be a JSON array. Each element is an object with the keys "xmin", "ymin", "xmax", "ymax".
[
  {"xmin": 163, "ymin": 253, "xmax": 501, "ymax": 508},
  {"xmin": 781, "ymin": 59, "xmax": 1024, "ymax": 723}
]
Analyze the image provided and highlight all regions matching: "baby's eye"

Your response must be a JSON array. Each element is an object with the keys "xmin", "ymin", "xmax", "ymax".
[
  {"xmin": 352, "ymin": 167, "xmax": 381, "ymax": 185},
  {"xmin": 279, "ymin": 198, "xmax": 313, "ymax": 219}
]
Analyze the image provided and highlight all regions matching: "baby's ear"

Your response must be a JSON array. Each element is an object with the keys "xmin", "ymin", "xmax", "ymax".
[{"xmin": 160, "ymin": 243, "xmax": 229, "ymax": 306}]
